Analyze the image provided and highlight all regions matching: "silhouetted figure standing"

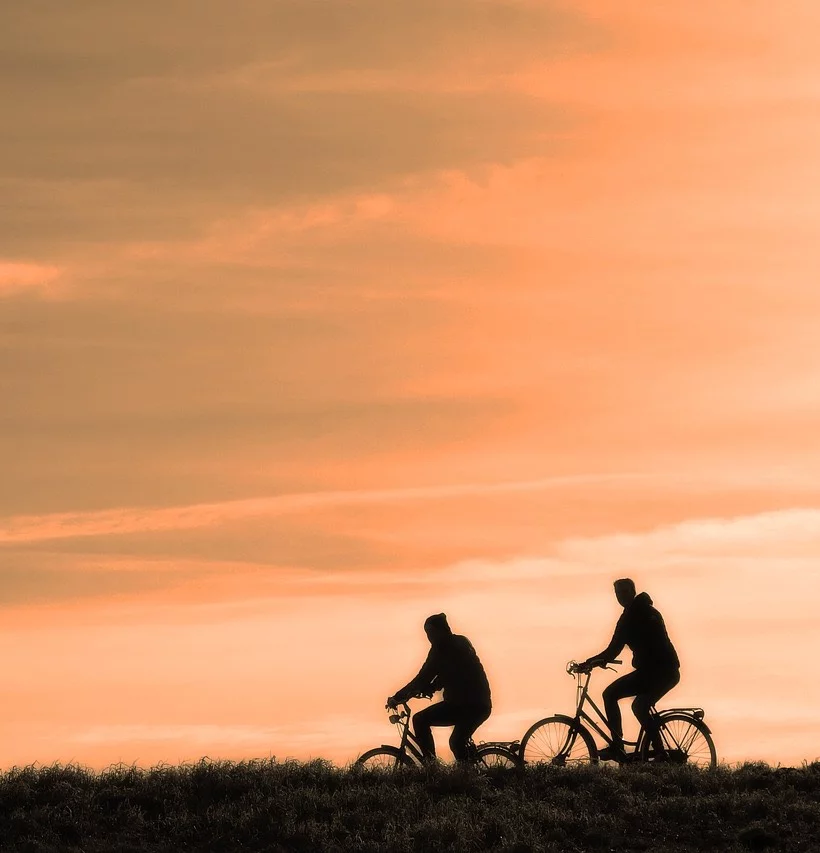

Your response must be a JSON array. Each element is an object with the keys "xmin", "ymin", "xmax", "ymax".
[
  {"xmin": 582, "ymin": 578, "xmax": 680, "ymax": 761},
  {"xmin": 387, "ymin": 613, "xmax": 492, "ymax": 763}
]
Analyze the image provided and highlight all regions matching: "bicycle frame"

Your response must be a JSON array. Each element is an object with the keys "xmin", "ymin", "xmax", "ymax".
[
  {"xmin": 385, "ymin": 702, "xmax": 521, "ymax": 763},
  {"xmin": 388, "ymin": 703, "xmax": 427, "ymax": 765},
  {"xmin": 567, "ymin": 664, "xmax": 710, "ymax": 753},
  {"xmin": 569, "ymin": 667, "xmax": 635, "ymax": 749},
  {"xmin": 521, "ymin": 662, "xmax": 716, "ymax": 767},
  {"xmin": 637, "ymin": 706, "xmax": 710, "ymax": 757}
]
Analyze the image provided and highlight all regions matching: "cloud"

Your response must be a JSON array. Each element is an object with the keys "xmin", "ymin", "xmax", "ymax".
[
  {"xmin": 0, "ymin": 558, "xmax": 221, "ymax": 608},
  {"xmin": 0, "ymin": 2, "xmax": 595, "ymax": 258},
  {"xmin": 0, "ymin": 90, "xmax": 571, "ymax": 257},
  {"xmin": 0, "ymin": 261, "xmax": 63, "ymax": 296},
  {"xmin": 556, "ymin": 507, "xmax": 820, "ymax": 563},
  {"xmin": 3, "ymin": 505, "xmax": 820, "ymax": 767},
  {"xmin": 0, "ymin": 473, "xmax": 638, "ymax": 544},
  {"xmin": 0, "ymin": 2, "xmax": 596, "ymax": 83}
]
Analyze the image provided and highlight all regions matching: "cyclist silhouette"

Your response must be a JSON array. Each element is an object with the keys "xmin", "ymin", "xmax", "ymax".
[
  {"xmin": 387, "ymin": 613, "xmax": 492, "ymax": 763},
  {"xmin": 581, "ymin": 578, "xmax": 680, "ymax": 762}
]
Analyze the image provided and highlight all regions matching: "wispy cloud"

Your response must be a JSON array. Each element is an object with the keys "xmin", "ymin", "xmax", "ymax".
[
  {"xmin": 0, "ymin": 261, "xmax": 63, "ymax": 296},
  {"xmin": 0, "ymin": 473, "xmax": 641, "ymax": 544},
  {"xmin": 557, "ymin": 507, "xmax": 820, "ymax": 563}
]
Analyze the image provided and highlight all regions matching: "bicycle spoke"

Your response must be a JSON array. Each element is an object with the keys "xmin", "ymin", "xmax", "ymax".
[
  {"xmin": 476, "ymin": 747, "xmax": 518, "ymax": 770},
  {"xmin": 678, "ymin": 725, "xmax": 700, "ymax": 754},
  {"xmin": 655, "ymin": 717, "xmax": 715, "ymax": 768},
  {"xmin": 522, "ymin": 718, "xmax": 595, "ymax": 766},
  {"xmin": 356, "ymin": 747, "xmax": 409, "ymax": 769},
  {"xmin": 670, "ymin": 720, "xmax": 699, "ymax": 755}
]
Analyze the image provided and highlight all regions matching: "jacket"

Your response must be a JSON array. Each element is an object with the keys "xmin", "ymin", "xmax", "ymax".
[
  {"xmin": 595, "ymin": 592, "xmax": 680, "ymax": 672},
  {"xmin": 394, "ymin": 633, "xmax": 491, "ymax": 707}
]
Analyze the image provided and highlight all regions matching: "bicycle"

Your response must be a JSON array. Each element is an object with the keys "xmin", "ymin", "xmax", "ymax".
[
  {"xmin": 520, "ymin": 660, "xmax": 717, "ymax": 768},
  {"xmin": 356, "ymin": 698, "xmax": 521, "ymax": 770}
]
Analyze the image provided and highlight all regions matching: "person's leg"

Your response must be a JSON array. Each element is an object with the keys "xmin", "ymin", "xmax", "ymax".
[
  {"xmin": 449, "ymin": 705, "xmax": 491, "ymax": 762},
  {"xmin": 412, "ymin": 702, "xmax": 458, "ymax": 760},
  {"xmin": 633, "ymin": 668, "xmax": 681, "ymax": 754},
  {"xmin": 602, "ymin": 671, "xmax": 645, "ymax": 754}
]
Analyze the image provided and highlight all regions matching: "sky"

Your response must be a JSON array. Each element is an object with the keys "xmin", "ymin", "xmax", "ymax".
[{"xmin": 2, "ymin": 0, "xmax": 820, "ymax": 768}]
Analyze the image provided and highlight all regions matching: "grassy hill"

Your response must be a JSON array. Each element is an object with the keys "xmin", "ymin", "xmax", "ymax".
[{"xmin": 1, "ymin": 759, "xmax": 818, "ymax": 852}]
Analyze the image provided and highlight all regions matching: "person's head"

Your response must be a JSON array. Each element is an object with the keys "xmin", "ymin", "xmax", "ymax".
[
  {"xmin": 423, "ymin": 613, "xmax": 452, "ymax": 645},
  {"xmin": 613, "ymin": 578, "xmax": 636, "ymax": 608}
]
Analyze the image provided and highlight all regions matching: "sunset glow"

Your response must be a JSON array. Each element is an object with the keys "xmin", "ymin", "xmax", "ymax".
[{"xmin": 3, "ymin": 2, "xmax": 820, "ymax": 769}]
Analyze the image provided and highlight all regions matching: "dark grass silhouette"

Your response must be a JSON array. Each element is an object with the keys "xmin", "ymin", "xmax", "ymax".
[{"xmin": 1, "ymin": 759, "xmax": 819, "ymax": 852}]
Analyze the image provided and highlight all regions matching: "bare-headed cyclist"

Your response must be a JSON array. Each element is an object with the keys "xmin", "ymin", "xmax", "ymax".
[{"xmin": 581, "ymin": 578, "xmax": 680, "ymax": 762}]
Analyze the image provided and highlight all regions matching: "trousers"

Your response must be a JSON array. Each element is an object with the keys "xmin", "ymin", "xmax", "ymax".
[
  {"xmin": 412, "ymin": 701, "xmax": 491, "ymax": 761},
  {"xmin": 602, "ymin": 667, "xmax": 680, "ymax": 748}
]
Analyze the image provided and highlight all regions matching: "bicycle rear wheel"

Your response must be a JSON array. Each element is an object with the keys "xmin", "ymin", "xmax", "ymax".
[
  {"xmin": 520, "ymin": 716, "xmax": 598, "ymax": 766},
  {"xmin": 356, "ymin": 746, "xmax": 414, "ymax": 769},
  {"xmin": 639, "ymin": 714, "xmax": 716, "ymax": 768},
  {"xmin": 474, "ymin": 745, "xmax": 520, "ymax": 770}
]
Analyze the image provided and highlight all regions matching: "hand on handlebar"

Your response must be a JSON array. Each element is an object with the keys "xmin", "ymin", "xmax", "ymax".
[
  {"xmin": 386, "ymin": 689, "xmax": 434, "ymax": 709},
  {"xmin": 569, "ymin": 658, "xmax": 622, "ymax": 674}
]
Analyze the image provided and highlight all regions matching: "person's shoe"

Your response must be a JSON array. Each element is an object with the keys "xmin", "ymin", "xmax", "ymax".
[
  {"xmin": 598, "ymin": 744, "xmax": 628, "ymax": 763},
  {"xmin": 652, "ymin": 748, "xmax": 685, "ymax": 764}
]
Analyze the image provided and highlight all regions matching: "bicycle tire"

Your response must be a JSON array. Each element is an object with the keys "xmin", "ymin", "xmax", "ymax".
[
  {"xmin": 355, "ymin": 746, "xmax": 415, "ymax": 769},
  {"xmin": 474, "ymin": 745, "xmax": 521, "ymax": 770},
  {"xmin": 520, "ymin": 715, "xmax": 598, "ymax": 766},
  {"xmin": 638, "ymin": 713, "xmax": 716, "ymax": 769}
]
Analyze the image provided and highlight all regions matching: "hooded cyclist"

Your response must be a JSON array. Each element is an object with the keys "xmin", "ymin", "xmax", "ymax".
[
  {"xmin": 387, "ymin": 613, "xmax": 492, "ymax": 763},
  {"xmin": 580, "ymin": 578, "xmax": 680, "ymax": 762}
]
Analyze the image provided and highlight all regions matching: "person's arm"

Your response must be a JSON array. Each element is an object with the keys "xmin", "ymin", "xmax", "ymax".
[
  {"xmin": 585, "ymin": 613, "xmax": 626, "ymax": 665},
  {"xmin": 388, "ymin": 649, "xmax": 438, "ymax": 706}
]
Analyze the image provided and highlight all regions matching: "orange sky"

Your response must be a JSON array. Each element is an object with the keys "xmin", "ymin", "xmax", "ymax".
[{"xmin": 2, "ymin": 1, "xmax": 820, "ymax": 768}]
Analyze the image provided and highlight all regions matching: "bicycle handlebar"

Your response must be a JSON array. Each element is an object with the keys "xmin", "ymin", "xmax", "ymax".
[
  {"xmin": 567, "ymin": 658, "xmax": 622, "ymax": 675},
  {"xmin": 388, "ymin": 708, "xmax": 408, "ymax": 724},
  {"xmin": 385, "ymin": 690, "xmax": 434, "ymax": 720}
]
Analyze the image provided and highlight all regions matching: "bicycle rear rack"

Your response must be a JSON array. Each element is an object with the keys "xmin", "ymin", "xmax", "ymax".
[
  {"xmin": 660, "ymin": 707, "xmax": 705, "ymax": 720},
  {"xmin": 479, "ymin": 739, "xmax": 521, "ymax": 753}
]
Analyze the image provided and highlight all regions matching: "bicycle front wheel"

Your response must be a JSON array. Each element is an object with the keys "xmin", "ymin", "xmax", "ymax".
[
  {"xmin": 474, "ymin": 745, "xmax": 520, "ymax": 770},
  {"xmin": 639, "ymin": 714, "xmax": 716, "ymax": 769},
  {"xmin": 355, "ymin": 746, "xmax": 414, "ymax": 769},
  {"xmin": 520, "ymin": 716, "xmax": 598, "ymax": 766}
]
